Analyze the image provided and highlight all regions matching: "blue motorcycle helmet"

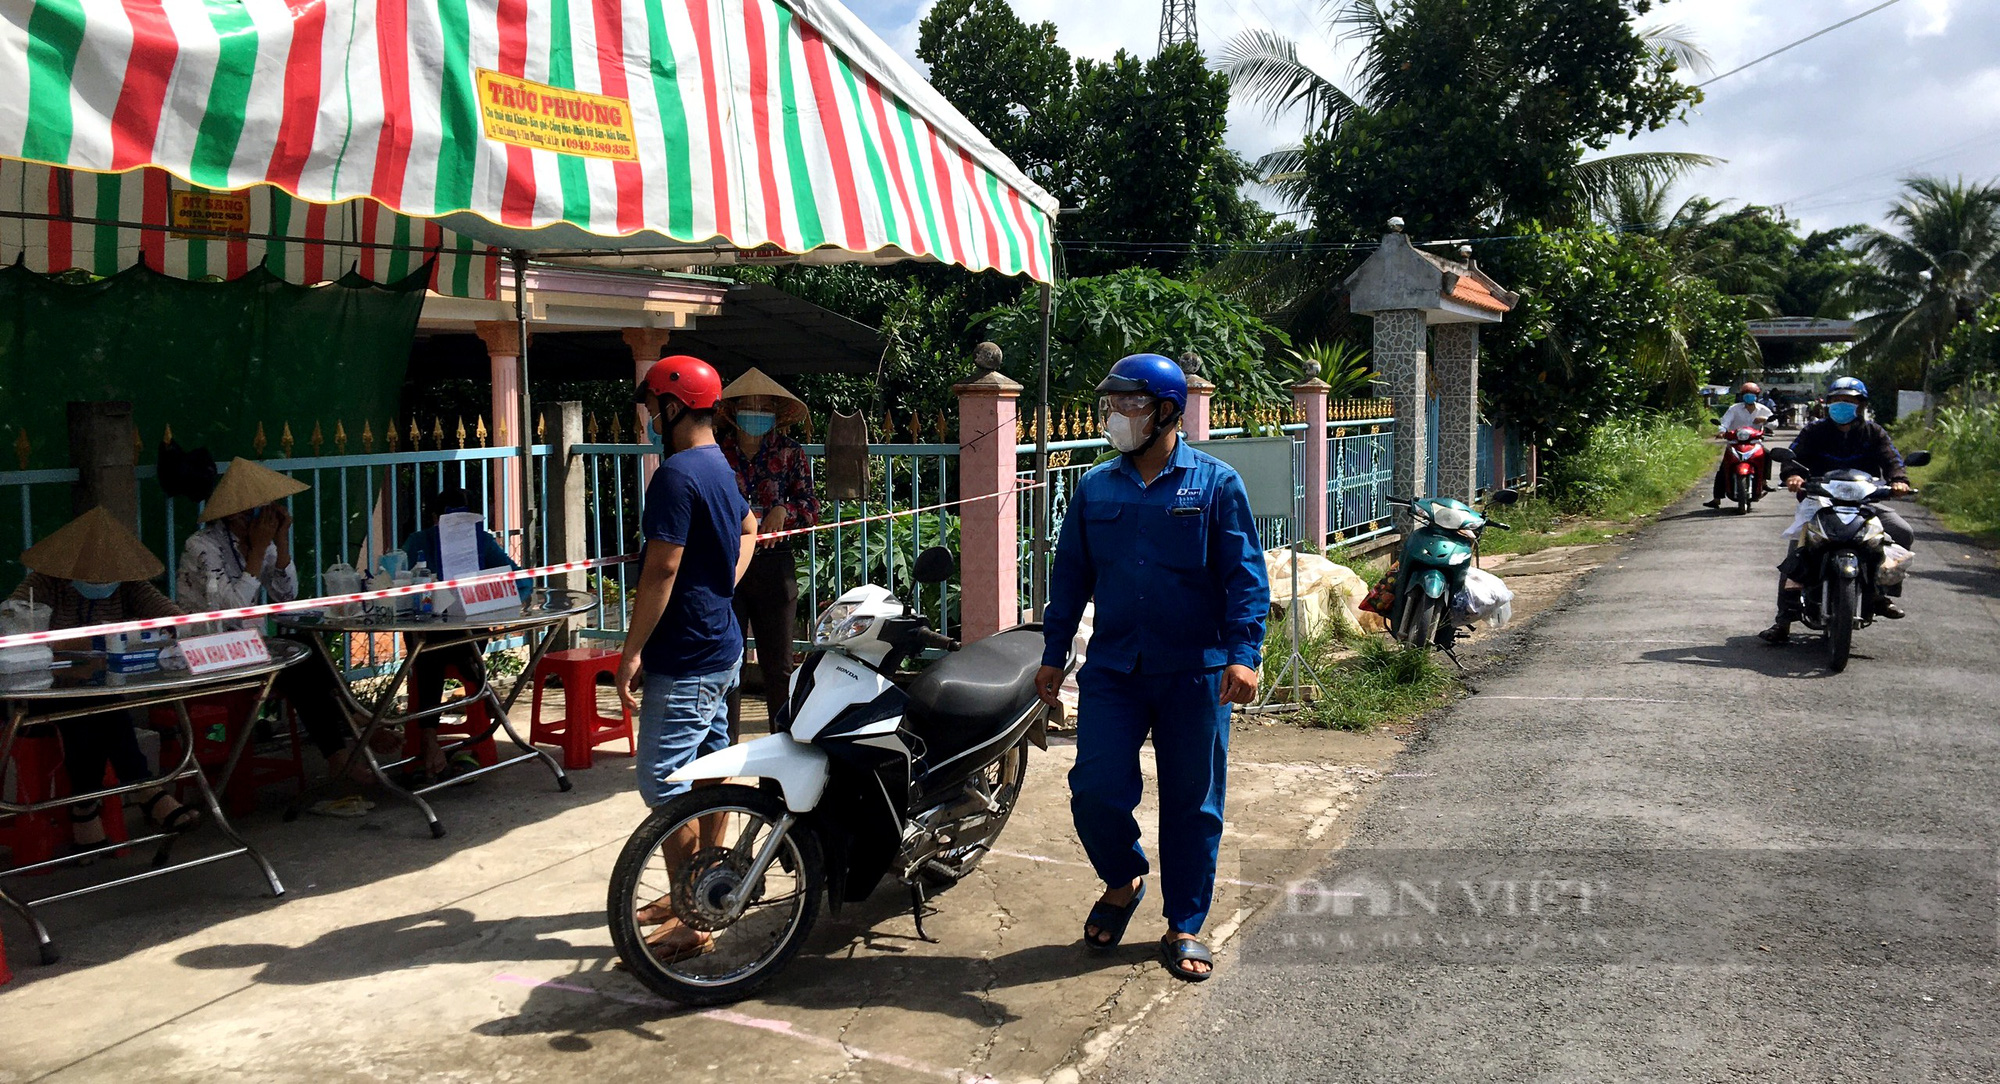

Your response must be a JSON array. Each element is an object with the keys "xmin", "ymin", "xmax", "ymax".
[
  {"xmin": 1095, "ymin": 353, "xmax": 1188, "ymax": 415},
  {"xmin": 1095, "ymin": 353, "xmax": 1188, "ymax": 456},
  {"xmin": 1827, "ymin": 376, "xmax": 1869, "ymax": 400}
]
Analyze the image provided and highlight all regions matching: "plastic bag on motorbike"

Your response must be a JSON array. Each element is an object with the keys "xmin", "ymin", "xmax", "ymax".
[
  {"xmin": 1877, "ymin": 543, "xmax": 1915, "ymax": 586},
  {"xmin": 1450, "ymin": 568, "xmax": 1515, "ymax": 629}
]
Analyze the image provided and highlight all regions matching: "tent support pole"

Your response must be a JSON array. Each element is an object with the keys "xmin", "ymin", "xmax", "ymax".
[
  {"xmin": 512, "ymin": 248, "xmax": 540, "ymax": 567},
  {"xmin": 1031, "ymin": 280, "xmax": 1053, "ymax": 619}
]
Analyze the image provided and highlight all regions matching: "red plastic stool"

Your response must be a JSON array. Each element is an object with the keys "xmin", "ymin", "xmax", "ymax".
[
  {"xmin": 154, "ymin": 692, "xmax": 306, "ymax": 819},
  {"xmin": 404, "ymin": 664, "xmax": 499, "ymax": 770},
  {"xmin": 530, "ymin": 649, "xmax": 635, "ymax": 770},
  {"xmin": 1, "ymin": 731, "xmax": 129, "ymax": 871}
]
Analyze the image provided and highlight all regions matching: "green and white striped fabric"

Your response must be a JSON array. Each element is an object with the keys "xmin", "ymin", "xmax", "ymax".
[
  {"xmin": 0, "ymin": 0, "xmax": 1057, "ymax": 282},
  {"xmin": 0, "ymin": 161, "xmax": 497, "ymax": 296}
]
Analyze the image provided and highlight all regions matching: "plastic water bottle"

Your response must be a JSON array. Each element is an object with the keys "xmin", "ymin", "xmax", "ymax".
[{"xmin": 412, "ymin": 563, "xmax": 435, "ymax": 615}]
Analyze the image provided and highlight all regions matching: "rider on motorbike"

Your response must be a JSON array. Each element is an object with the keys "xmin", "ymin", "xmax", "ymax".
[
  {"xmin": 1704, "ymin": 381, "xmax": 1774, "ymax": 508},
  {"xmin": 1759, "ymin": 377, "xmax": 1914, "ymax": 643}
]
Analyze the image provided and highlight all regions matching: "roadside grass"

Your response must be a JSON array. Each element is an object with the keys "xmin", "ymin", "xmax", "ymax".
[
  {"xmin": 1479, "ymin": 415, "xmax": 1714, "ymax": 556},
  {"xmin": 1261, "ymin": 612, "xmax": 1453, "ymax": 732},
  {"xmin": 1896, "ymin": 380, "xmax": 2000, "ymax": 542}
]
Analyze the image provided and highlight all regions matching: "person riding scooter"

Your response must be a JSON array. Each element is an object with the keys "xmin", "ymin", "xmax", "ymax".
[
  {"xmin": 1705, "ymin": 382, "xmax": 1774, "ymax": 509},
  {"xmin": 1759, "ymin": 377, "xmax": 1914, "ymax": 643}
]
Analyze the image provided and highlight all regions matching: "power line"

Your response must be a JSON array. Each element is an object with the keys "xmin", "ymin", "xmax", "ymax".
[{"xmin": 1698, "ymin": 0, "xmax": 1904, "ymax": 88}]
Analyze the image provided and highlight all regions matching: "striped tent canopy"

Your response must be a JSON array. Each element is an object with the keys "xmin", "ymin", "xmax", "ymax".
[
  {"xmin": 0, "ymin": 0, "xmax": 1058, "ymax": 283},
  {"xmin": 1, "ymin": 162, "xmax": 499, "ymax": 296}
]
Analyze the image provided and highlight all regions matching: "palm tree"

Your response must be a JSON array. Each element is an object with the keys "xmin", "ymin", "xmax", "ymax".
[
  {"xmin": 1213, "ymin": 0, "xmax": 1717, "ymax": 333},
  {"xmin": 1219, "ymin": 2, "xmax": 1717, "ymax": 229},
  {"xmin": 1849, "ymin": 176, "xmax": 2000, "ymax": 420}
]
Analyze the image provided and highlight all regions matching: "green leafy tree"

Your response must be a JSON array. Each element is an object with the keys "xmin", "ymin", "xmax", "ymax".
[
  {"xmin": 1478, "ymin": 226, "xmax": 1754, "ymax": 459},
  {"xmin": 1848, "ymin": 176, "xmax": 2000, "ymax": 414},
  {"xmin": 1937, "ymin": 293, "xmax": 2000, "ymax": 390},
  {"xmin": 916, "ymin": 0, "xmax": 1077, "ymax": 197},
  {"xmin": 974, "ymin": 267, "xmax": 1297, "ymax": 410},
  {"xmin": 1218, "ymin": 0, "xmax": 1711, "ymax": 338}
]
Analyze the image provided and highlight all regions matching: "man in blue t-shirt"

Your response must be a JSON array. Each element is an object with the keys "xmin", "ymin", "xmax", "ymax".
[{"xmin": 616, "ymin": 355, "xmax": 759, "ymax": 810}]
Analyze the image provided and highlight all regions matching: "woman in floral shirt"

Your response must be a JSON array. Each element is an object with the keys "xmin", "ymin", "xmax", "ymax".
[{"xmin": 716, "ymin": 369, "xmax": 819, "ymax": 736}]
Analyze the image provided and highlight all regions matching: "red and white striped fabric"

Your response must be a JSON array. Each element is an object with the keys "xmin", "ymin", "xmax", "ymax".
[
  {"xmin": 0, "ymin": 0, "xmax": 1057, "ymax": 282},
  {"xmin": 0, "ymin": 161, "xmax": 499, "ymax": 297}
]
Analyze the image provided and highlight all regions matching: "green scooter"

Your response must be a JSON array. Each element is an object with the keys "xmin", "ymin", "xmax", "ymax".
[{"xmin": 1384, "ymin": 490, "xmax": 1518, "ymax": 650}]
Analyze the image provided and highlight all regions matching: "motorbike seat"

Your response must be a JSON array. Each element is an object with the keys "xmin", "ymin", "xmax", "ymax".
[{"xmin": 904, "ymin": 627, "xmax": 1044, "ymax": 766}]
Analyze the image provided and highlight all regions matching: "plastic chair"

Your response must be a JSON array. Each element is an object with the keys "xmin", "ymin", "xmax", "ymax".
[
  {"xmin": 0, "ymin": 730, "xmax": 129, "ymax": 871},
  {"xmin": 404, "ymin": 663, "xmax": 499, "ymax": 770},
  {"xmin": 530, "ymin": 649, "xmax": 635, "ymax": 770},
  {"xmin": 154, "ymin": 692, "xmax": 306, "ymax": 819}
]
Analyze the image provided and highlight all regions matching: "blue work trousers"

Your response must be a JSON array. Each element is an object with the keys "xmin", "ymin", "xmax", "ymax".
[{"xmin": 1069, "ymin": 665, "xmax": 1230, "ymax": 936}]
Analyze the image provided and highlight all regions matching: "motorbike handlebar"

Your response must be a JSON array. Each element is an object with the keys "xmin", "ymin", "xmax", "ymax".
[
  {"xmin": 917, "ymin": 627, "xmax": 961, "ymax": 652},
  {"xmin": 1487, "ymin": 521, "xmax": 1512, "ymax": 531}
]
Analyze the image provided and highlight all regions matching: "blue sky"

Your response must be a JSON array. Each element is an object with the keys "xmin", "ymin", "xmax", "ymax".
[{"xmin": 844, "ymin": 0, "xmax": 2000, "ymax": 234}]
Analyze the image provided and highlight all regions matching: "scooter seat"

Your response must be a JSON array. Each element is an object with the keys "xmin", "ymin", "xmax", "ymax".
[{"xmin": 905, "ymin": 627, "xmax": 1044, "ymax": 765}]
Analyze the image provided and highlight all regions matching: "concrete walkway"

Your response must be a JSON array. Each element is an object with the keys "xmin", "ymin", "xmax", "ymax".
[
  {"xmin": 0, "ymin": 690, "xmax": 1399, "ymax": 1082},
  {"xmin": 1101, "ymin": 489, "xmax": 2000, "ymax": 1082}
]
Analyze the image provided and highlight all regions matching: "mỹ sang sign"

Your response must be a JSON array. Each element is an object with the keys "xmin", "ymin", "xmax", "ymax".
[
  {"xmin": 169, "ymin": 191, "xmax": 252, "ymax": 239},
  {"xmin": 476, "ymin": 70, "xmax": 639, "ymax": 162}
]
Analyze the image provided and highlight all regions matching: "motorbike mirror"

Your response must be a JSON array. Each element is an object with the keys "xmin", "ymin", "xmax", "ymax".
[
  {"xmin": 1902, "ymin": 450, "xmax": 1932, "ymax": 468},
  {"xmin": 1769, "ymin": 448, "xmax": 1795, "ymax": 463},
  {"xmin": 913, "ymin": 546, "xmax": 957, "ymax": 585},
  {"xmin": 1489, "ymin": 488, "xmax": 1520, "ymax": 506}
]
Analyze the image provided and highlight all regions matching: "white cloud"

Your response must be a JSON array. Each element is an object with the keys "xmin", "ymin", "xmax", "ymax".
[{"xmin": 850, "ymin": 0, "xmax": 2000, "ymax": 233}]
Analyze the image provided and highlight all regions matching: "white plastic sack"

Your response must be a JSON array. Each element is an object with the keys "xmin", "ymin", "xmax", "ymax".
[
  {"xmin": 1459, "ymin": 567, "xmax": 1515, "ymax": 629},
  {"xmin": 1782, "ymin": 496, "xmax": 1824, "ymax": 539},
  {"xmin": 1878, "ymin": 543, "xmax": 1915, "ymax": 586}
]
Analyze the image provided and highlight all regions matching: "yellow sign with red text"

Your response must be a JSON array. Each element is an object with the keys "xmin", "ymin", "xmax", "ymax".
[
  {"xmin": 475, "ymin": 69, "xmax": 639, "ymax": 162},
  {"xmin": 169, "ymin": 190, "xmax": 252, "ymax": 239}
]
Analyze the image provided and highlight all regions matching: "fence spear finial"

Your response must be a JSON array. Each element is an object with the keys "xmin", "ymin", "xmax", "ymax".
[
  {"xmin": 280, "ymin": 422, "xmax": 294, "ymax": 457},
  {"xmin": 310, "ymin": 420, "xmax": 324, "ymax": 455},
  {"xmin": 13, "ymin": 428, "xmax": 29, "ymax": 469}
]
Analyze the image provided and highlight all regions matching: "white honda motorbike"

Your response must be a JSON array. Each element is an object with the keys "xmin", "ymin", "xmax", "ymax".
[{"xmin": 607, "ymin": 547, "xmax": 1054, "ymax": 1005}]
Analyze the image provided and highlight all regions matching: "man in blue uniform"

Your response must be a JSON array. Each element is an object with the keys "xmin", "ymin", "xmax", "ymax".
[{"xmin": 1035, "ymin": 353, "xmax": 1270, "ymax": 982}]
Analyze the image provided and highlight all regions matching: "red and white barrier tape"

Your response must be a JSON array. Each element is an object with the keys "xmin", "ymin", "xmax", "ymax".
[{"xmin": 0, "ymin": 483, "xmax": 1041, "ymax": 652}]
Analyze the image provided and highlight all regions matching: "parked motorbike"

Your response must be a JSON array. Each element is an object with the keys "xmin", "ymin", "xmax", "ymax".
[
  {"xmin": 607, "ymin": 547, "xmax": 1053, "ymax": 1005},
  {"xmin": 1769, "ymin": 448, "xmax": 1930, "ymax": 672},
  {"xmin": 1383, "ymin": 490, "xmax": 1517, "ymax": 650},
  {"xmin": 1722, "ymin": 426, "xmax": 1769, "ymax": 513}
]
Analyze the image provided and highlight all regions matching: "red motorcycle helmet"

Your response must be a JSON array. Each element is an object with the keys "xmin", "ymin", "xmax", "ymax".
[{"xmin": 637, "ymin": 355, "xmax": 723, "ymax": 409}]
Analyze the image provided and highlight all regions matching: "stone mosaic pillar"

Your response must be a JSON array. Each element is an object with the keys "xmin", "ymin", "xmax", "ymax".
[
  {"xmin": 1432, "ymin": 322, "xmax": 1480, "ymax": 503},
  {"xmin": 1373, "ymin": 309, "xmax": 1428, "ymax": 529}
]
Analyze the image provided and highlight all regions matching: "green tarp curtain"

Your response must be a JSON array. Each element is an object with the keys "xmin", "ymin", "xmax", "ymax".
[
  {"xmin": 1, "ymin": 259, "xmax": 427, "ymax": 587},
  {"xmin": 0, "ymin": 259, "xmax": 428, "ymax": 463}
]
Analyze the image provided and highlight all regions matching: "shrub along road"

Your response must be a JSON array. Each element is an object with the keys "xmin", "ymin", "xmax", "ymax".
[{"xmin": 1100, "ymin": 485, "xmax": 2000, "ymax": 1082}]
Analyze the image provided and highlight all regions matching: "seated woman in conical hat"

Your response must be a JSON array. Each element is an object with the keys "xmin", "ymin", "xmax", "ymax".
[
  {"xmin": 8, "ymin": 508, "xmax": 201, "ymax": 847},
  {"xmin": 175, "ymin": 459, "xmax": 372, "ymax": 784}
]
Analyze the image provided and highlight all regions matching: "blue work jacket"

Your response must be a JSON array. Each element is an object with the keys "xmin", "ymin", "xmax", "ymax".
[{"xmin": 1041, "ymin": 438, "xmax": 1270, "ymax": 675}]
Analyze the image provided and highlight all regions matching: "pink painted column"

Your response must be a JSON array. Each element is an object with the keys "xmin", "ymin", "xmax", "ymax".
[
  {"xmin": 474, "ymin": 321, "xmax": 525, "ymax": 559},
  {"xmin": 954, "ymin": 370, "xmax": 1022, "ymax": 642},
  {"xmin": 1292, "ymin": 378, "xmax": 1331, "ymax": 548},
  {"xmin": 623, "ymin": 326, "xmax": 674, "ymax": 482},
  {"xmin": 1183, "ymin": 375, "xmax": 1214, "ymax": 441}
]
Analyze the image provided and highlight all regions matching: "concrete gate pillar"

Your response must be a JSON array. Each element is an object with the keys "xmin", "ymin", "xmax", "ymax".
[
  {"xmin": 1290, "ymin": 378, "xmax": 1331, "ymax": 547},
  {"xmin": 954, "ymin": 368, "xmax": 1022, "ymax": 643},
  {"xmin": 473, "ymin": 321, "xmax": 526, "ymax": 556},
  {"xmin": 1432, "ymin": 322, "xmax": 1480, "ymax": 503},
  {"xmin": 1373, "ymin": 310, "xmax": 1429, "ymax": 529},
  {"xmin": 1183, "ymin": 374, "xmax": 1215, "ymax": 442}
]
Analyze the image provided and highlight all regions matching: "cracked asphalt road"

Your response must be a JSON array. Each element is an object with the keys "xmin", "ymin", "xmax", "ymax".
[{"xmin": 1099, "ymin": 490, "xmax": 2000, "ymax": 1083}]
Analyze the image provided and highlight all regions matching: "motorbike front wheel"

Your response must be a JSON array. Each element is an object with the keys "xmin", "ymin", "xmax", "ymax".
[
  {"xmin": 1825, "ymin": 575, "xmax": 1859, "ymax": 673},
  {"xmin": 607, "ymin": 784, "xmax": 824, "ymax": 1006},
  {"xmin": 1401, "ymin": 592, "xmax": 1444, "ymax": 649},
  {"xmin": 1734, "ymin": 475, "xmax": 1753, "ymax": 513}
]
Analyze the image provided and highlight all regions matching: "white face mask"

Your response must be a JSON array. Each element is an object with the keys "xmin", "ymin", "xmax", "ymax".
[{"xmin": 1104, "ymin": 411, "xmax": 1153, "ymax": 454}]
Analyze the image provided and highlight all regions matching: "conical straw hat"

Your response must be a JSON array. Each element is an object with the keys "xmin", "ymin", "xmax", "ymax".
[
  {"xmin": 21, "ymin": 507, "xmax": 164, "ymax": 582},
  {"xmin": 200, "ymin": 458, "xmax": 310, "ymax": 521},
  {"xmin": 718, "ymin": 367, "xmax": 809, "ymax": 427}
]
